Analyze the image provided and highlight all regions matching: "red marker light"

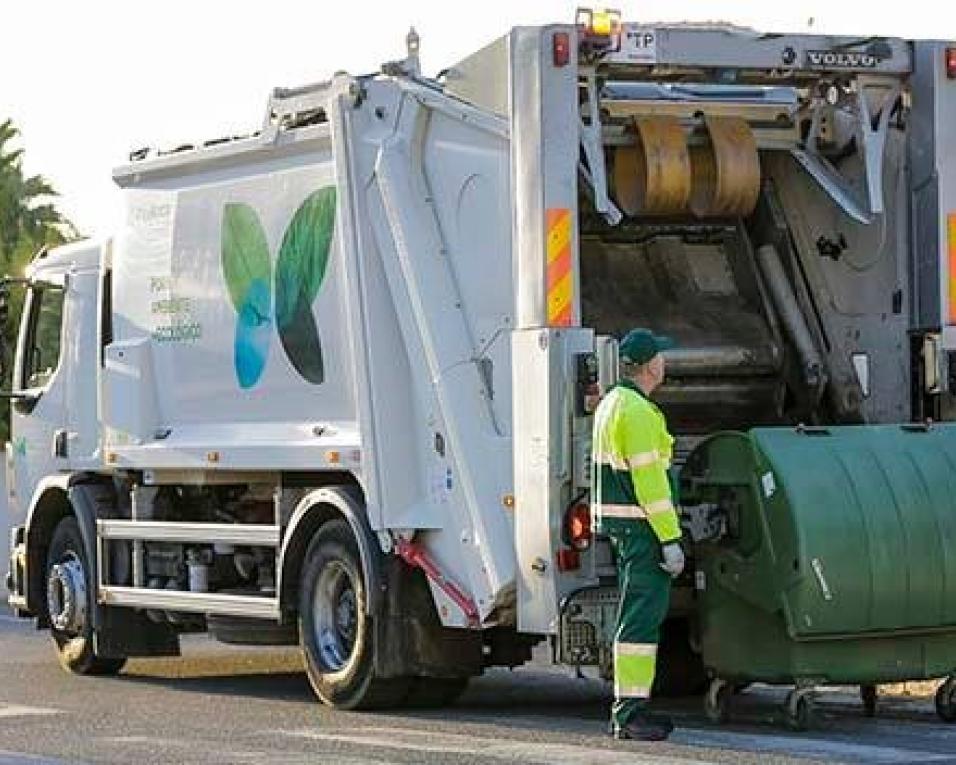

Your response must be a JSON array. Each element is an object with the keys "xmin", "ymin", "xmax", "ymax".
[
  {"xmin": 553, "ymin": 31, "xmax": 571, "ymax": 67},
  {"xmin": 567, "ymin": 502, "xmax": 592, "ymax": 551},
  {"xmin": 947, "ymin": 47, "xmax": 956, "ymax": 80}
]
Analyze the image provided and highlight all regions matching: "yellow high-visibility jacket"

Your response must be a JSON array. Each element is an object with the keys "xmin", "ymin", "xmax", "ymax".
[{"xmin": 591, "ymin": 379, "xmax": 682, "ymax": 543}]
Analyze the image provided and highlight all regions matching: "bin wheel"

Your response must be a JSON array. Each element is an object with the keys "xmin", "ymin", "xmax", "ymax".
[
  {"xmin": 784, "ymin": 688, "xmax": 816, "ymax": 731},
  {"xmin": 860, "ymin": 684, "xmax": 878, "ymax": 718},
  {"xmin": 704, "ymin": 678, "xmax": 732, "ymax": 724},
  {"xmin": 935, "ymin": 676, "xmax": 956, "ymax": 723}
]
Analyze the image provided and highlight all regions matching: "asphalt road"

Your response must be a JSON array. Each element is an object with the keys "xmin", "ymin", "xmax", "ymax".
[{"xmin": 2, "ymin": 601, "xmax": 956, "ymax": 765}]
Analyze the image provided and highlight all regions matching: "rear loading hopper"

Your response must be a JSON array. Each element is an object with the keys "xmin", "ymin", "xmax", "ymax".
[{"xmin": 681, "ymin": 424, "xmax": 956, "ymax": 727}]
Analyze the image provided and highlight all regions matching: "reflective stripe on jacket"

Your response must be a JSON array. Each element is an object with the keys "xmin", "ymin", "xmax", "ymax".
[{"xmin": 590, "ymin": 379, "xmax": 681, "ymax": 543}]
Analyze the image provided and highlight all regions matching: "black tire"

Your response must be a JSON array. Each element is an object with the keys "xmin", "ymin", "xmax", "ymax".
[
  {"xmin": 46, "ymin": 517, "xmax": 126, "ymax": 676},
  {"xmin": 704, "ymin": 679, "xmax": 731, "ymax": 724},
  {"xmin": 784, "ymin": 691, "xmax": 815, "ymax": 732},
  {"xmin": 403, "ymin": 676, "xmax": 470, "ymax": 708},
  {"xmin": 935, "ymin": 677, "xmax": 956, "ymax": 723},
  {"xmin": 861, "ymin": 684, "xmax": 878, "ymax": 718},
  {"xmin": 297, "ymin": 519, "xmax": 408, "ymax": 709}
]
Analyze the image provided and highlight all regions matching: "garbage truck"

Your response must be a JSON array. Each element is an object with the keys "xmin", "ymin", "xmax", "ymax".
[{"xmin": 6, "ymin": 10, "xmax": 956, "ymax": 723}]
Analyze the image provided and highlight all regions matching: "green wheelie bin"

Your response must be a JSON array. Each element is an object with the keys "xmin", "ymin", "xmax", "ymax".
[{"xmin": 680, "ymin": 423, "xmax": 956, "ymax": 729}]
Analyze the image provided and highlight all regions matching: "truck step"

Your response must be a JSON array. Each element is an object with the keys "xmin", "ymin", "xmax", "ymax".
[
  {"xmin": 96, "ymin": 520, "xmax": 280, "ymax": 546},
  {"xmin": 98, "ymin": 586, "xmax": 280, "ymax": 619}
]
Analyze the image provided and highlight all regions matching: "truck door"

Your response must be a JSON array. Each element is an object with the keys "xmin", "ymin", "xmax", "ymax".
[{"xmin": 10, "ymin": 274, "xmax": 69, "ymax": 514}]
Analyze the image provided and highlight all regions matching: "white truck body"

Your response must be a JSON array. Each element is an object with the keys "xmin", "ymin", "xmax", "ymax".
[{"xmin": 103, "ymin": 75, "xmax": 521, "ymax": 628}]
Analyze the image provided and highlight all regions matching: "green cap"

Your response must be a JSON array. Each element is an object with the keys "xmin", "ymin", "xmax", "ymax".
[{"xmin": 619, "ymin": 328, "xmax": 675, "ymax": 365}]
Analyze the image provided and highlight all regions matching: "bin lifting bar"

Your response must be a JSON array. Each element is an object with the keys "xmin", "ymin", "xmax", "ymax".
[{"xmin": 394, "ymin": 537, "xmax": 480, "ymax": 627}]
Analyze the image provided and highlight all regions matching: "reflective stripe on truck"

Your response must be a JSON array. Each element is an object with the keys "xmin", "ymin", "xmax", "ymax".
[{"xmin": 546, "ymin": 207, "xmax": 574, "ymax": 326}]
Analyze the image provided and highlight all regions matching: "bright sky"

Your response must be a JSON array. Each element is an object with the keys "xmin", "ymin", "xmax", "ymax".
[{"xmin": 2, "ymin": 0, "xmax": 954, "ymax": 238}]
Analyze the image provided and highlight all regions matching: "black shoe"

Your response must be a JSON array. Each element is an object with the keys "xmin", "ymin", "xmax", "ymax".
[{"xmin": 610, "ymin": 716, "xmax": 672, "ymax": 741}]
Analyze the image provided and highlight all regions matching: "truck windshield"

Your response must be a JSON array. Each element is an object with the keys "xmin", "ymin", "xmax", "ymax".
[{"xmin": 23, "ymin": 284, "xmax": 64, "ymax": 390}]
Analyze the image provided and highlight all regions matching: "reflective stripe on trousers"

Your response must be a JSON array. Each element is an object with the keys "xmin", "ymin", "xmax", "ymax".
[{"xmin": 614, "ymin": 641, "xmax": 657, "ymax": 699}]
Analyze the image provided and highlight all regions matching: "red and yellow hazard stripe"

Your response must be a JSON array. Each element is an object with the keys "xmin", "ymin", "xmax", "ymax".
[
  {"xmin": 949, "ymin": 213, "xmax": 956, "ymax": 325},
  {"xmin": 546, "ymin": 208, "xmax": 574, "ymax": 326}
]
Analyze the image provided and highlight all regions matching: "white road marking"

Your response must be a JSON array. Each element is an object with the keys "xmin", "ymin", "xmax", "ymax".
[
  {"xmin": 0, "ymin": 751, "xmax": 72, "ymax": 764},
  {"xmin": 678, "ymin": 728, "xmax": 956, "ymax": 763},
  {"xmin": 106, "ymin": 736, "xmax": 398, "ymax": 765},
  {"xmin": 861, "ymin": 717, "xmax": 956, "ymax": 741},
  {"xmin": 283, "ymin": 725, "xmax": 720, "ymax": 764},
  {"xmin": 0, "ymin": 704, "xmax": 60, "ymax": 720},
  {"xmin": 284, "ymin": 722, "xmax": 956, "ymax": 765}
]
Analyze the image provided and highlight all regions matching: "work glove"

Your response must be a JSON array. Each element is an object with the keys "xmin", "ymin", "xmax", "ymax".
[{"xmin": 660, "ymin": 542, "xmax": 685, "ymax": 578}]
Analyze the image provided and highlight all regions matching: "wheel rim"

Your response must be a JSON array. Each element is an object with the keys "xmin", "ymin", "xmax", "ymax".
[
  {"xmin": 47, "ymin": 552, "xmax": 88, "ymax": 634},
  {"xmin": 311, "ymin": 560, "xmax": 358, "ymax": 672},
  {"xmin": 705, "ymin": 679, "xmax": 728, "ymax": 722}
]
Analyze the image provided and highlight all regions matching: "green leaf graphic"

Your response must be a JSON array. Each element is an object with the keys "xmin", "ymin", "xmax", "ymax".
[
  {"xmin": 221, "ymin": 203, "xmax": 271, "ymax": 311},
  {"xmin": 275, "ymin": 187, "xmax": 336, "ymax": 325},
  {"xmin": 279, "ymin": 293, "xmax": 326, "ymax": 384},
  {"xmin": 275, "ymin": 187, "xmax": 336, "ymax": 385}
]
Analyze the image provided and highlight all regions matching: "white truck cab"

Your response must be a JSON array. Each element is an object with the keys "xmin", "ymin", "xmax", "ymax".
[{"xmin": 7, "ymin": 242, "xmax": 103, "ymax": 516}]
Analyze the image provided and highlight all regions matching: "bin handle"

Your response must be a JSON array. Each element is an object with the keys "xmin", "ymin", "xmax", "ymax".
[{"xmin": 795, "ymin": 424, "xmax": 831, "ymax": 436}]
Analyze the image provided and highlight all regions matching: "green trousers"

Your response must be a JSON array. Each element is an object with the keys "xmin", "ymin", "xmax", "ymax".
[{"xmin": 605, "ymin": 518, "xmax": 672, "ymax": 727}]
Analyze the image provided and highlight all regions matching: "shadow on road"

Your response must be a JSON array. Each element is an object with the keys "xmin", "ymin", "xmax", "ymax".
[
  {"xmin": 117, "ymin": 653, "xmax": 614, "ymax": 721},
  {"xmin": 73, "ymin": 637, "xmax": 949, "ymax": 738},
  {"xmin": 118, "ymin": 668, "xmax": 315, "ymax": 702}
]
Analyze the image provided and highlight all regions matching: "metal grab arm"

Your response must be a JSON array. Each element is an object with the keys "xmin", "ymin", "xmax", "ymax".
[
  {"xmin": 579, "ymin": 69, "xmax": 623, "ymax": 225},
  {"xmin": 792, "ymin": 78, "xmax": 901, "ymax": 224},
  {"xmin": 394, "ymin": 537, "xmax": 480, "ymax": 628}
]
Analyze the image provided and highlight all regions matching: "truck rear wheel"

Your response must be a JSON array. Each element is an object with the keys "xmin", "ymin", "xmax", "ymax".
[
  {"xmin": 46, "ymin": 517, "xmax": 126, "ymax": 675},
  {"xmin": 298, "ymin": 519, "xmax": 408, "ymax": 709}
]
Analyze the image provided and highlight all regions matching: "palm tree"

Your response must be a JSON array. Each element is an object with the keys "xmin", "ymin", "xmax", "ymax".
[
  {"xmin": 0, "ymin": 118, "xmax": 72, "ymax": 262},
  {"xmin": 0, "ymin": 119, "xmax": 76, "ymax": 439}
]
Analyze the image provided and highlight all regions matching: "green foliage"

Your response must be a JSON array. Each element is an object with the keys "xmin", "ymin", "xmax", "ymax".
[{"xmin": 0, "ymin": 118, "xmax": 76, "ymax": 440}]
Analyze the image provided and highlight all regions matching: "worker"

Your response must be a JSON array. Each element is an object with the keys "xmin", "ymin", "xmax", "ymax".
[{"xmin": 591, "ymin": 328, "xmax": 685, "ymax": 741}]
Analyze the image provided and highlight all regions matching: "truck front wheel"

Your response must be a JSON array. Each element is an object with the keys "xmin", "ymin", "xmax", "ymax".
[
  {"xmin": 46, "ymin": 517, "xmax": 126, "ymax": 675},
  {"xmin": 298, "ymin": 519, "xmax": 407, "ymax": 709}
]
